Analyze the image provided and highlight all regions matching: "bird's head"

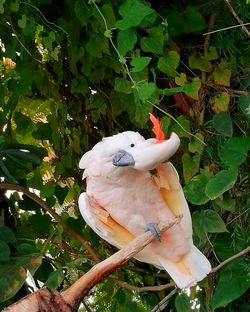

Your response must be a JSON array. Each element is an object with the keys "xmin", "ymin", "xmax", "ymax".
[{"xmin": 79, "ymin": 115, "xmax": 180, "ymax": 172}]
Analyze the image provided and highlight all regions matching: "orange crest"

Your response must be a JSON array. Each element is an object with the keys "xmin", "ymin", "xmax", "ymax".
[{"xmin": 149, "ymin": 113, "xmax": 165, "ymax": 141}]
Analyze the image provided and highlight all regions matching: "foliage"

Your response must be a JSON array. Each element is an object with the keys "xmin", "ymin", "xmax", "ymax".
[{"xmin": 0, "ymin": 0, "xmax": 249, "ymax": 311}]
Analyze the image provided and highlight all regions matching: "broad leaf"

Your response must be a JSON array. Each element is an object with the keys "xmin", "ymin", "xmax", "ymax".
[
  {"xmin": 44, "ymin": 269, "xmax": 65, "ymax": 289},
  {"xmin": 117, "ymin": 28, "xmax": 137, "ymax": 55},
  {"xmin": 175, "ymin": 293, "xmax": 192, "ymax": 312},
  {"xmin": 212, "ymin": 92, "xmax": 230, "ymax": 113},
  {"xmin": 136, "ymin": 82, "xmax": 156, "ymax": 102},
  {"xmin": 140, "ymin": 26, "xmax": 166, "ymax": 54},
  {"xmin": 213, "ymin": 112, "xmax": 233, "ymax": 137},
  {"xmin": 189, "ymin": 54, "xmax": 212, "ymax": 72},
  {"xmin": 199, "ymin": 209, "xmax": 227, "ymax": 233},
  {"xmin": 0, "ymin": 240, "xmax": 10, "ymax": 263},
  {"xmin": 131, "ymin": 57, "xmax": 151, "ymax": 72},
  {"xmin": 205, "ymin": 168, "xmax": 238, "ymax": 200},
  {"xmin": 218, "ymin": 137, "xmax": 250, "ymax": 167},
  {"xmin": 211, "ymin": 260, "xmax": 250, "ymax": 308},
  {"xmin": 116, "ymin": 0, "xmax": 154, "ymax": 30},
  {"xmin": 184, "ymin": 173, "xmax": 210, "ymax": 205},
  {"xmin": 182, "ymin": 152, "xmax": 200, "ymax": 182},
  {"xmin": 158, "ymin": 51, "xmax": 180, "ymax": 77}
]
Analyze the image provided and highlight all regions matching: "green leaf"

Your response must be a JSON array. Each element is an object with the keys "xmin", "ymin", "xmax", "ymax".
[
  {"xmin": 116, "ymin": 0, "xmax": 154, "ymax": 30},
  {"xmin": 114, "ymin": 78, "xmax": 132, "ymax": 94},
  {"xmin": 9, "ymin": 0, "xmax": 19, "ymax": 12},
  {"xmin": 211, "ymin": 259, "xmax": 250, "ymax": 308},
  {"xmin": 0, "ymin": 255, "xmax": 41, "ymax": 303},
  {"xmin": 175, "ymin": 73, "xmax": 186, "ymax": 86},
  {"xmin": 205, "ymin": 168, "xmax": 238, "ymax": 200},
  {"xmin": 175, "ymin": 293, "xmax": 192, "ymax": 312},
  {"xmin": 131, "ymin": 57, "xmax": 151, "ymax": 72},
  {"xmin": 188, "ymin": 133, "xmax": 204, "ymax": 154},
  {"xmin": 189, "ymin": 54, "xmax": 212, "ymax": 72},
  {"xmin": 183, "ymin": 78, "xmax": 201, "ymax": 100},
  {"xmin": 0, "ymin": 0, "xmax": 6, "ymax": 14},
  {"xmin": 238, "ymin": 93, "xmax": 250, "ymax": 121},
  {"xmin": 140, "ymin": 26, "xmax": 166, "ymax": 54},
  {"xmin": 85, "ymin": 34, "xmax": 104, "ymax": 58},
  {"xmin": 0, "ymin": 240, "xmax": 10, "ymax": 263},
  {"xmin": 171, "ymin": 115, "xmax": 191, "ymax": 138},
  {"xmin": 158, "ymin": 51, "xmax": 180, "ymax": 77},
  {"xmin": 161, "ymin": 116, "xmax": 171, "ymax": 136},
  {"xmin": 212, "ymin": 60, "xmax": 232, "ymax": 87},
  {"xmin": 218, "ymin": 137, "xmax": 250, "ymax": 167},
  {"xmin": 184, "ymin": 173, "xmax": 210, "ymax": 205},
  {"xmin": 212, "ymin": 92, "xmax": 230, "ymax": 112},
  {"xmin": 71, "ymin": 76, "xmax": 88, "ymax": 95},
  {"xmin": 44, "ymin": 269, "xmax": 64, "ymax": 289},
  {"xmin": 17, "ymin": 14, "xmax": 27, "ymax": 29},
  {"xmin": 182, "ymin": 153, "xmax": 200, "ymax": 182},
  {"xmin": 117, "ymin": 28, "xmax": 137, "ymax": 55},
  {"xmin": 29, "ymin": 214, "xmax": 51, "ymax": 234},
  {"xmin": 204, "ymin": 46, "xmax": 218, "ymax": 60},
  {"xmin": 199, "ymin": 209, "xmax": 227, "ymax": 233},
  {"xmin": 136, "ymin": 82, "xmax": 156, "ymax": 101},
  {"xmin": 213, "ymin": 112, "xmax": 233, "ymax": 137},
  {"xmin": 213, "ymin": 195, "xmax": 236, "ymax": 212},
  {"xmin": 0, "ymin": 226, "xmax": 16, "ymax": 243},
  {"xmin": 5, "ymin": 149, "xmax": 41, "ymax": 166}
]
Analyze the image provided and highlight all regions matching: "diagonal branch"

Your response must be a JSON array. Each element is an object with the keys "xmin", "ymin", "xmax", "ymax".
[
  {"xmin": 3, "ymin": 215, "xmax": 182, "ymax": 312},
  {"xmin": 211, "ymin": 245, "xmax": 250, "ymax": 273},
  {"xmin": 0, "ymin": 182, "xmax": 100, "ymax": 263},
  {"xmin": 224, "ymin": 0, "xmax": 250, "ymax": 38}
]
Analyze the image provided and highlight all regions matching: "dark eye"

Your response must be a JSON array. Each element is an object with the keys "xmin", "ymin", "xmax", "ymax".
[{"xmin": 130, "ymin": 143, "xmax": 135, "ymax": 147}]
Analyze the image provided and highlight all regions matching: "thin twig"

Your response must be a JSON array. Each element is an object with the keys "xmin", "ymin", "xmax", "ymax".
[
  {"xmin": 224, "ymin": 0, "xmax": 250, "ymax": 38},
  {"xmin": 151, "ymin": 288, "xmax": 178, "ymax": 312},
  {"xmin": 0, "ymin": 183, "xmax": 100, "ymax": 263},
  {"xmin": 211, "ymin": 245, "xmax": 250, "ymax": 273},
  {"xmin": 113, "ymin": 278, "xmax": 174, "ymax": 293},
  {"xmin": 203, "ymin": 22, "xmax": 250, "ymax": 36}
]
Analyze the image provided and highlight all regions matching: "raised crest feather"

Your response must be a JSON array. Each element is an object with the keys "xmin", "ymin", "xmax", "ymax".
[{"xmin": 149, "ymin": 113, "xmax": 165, "ymax": 141}]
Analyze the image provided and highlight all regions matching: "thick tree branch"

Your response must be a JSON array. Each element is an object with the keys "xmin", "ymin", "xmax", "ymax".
[
  {"xmin": 3, "ymin": 216, "xmax": 182, "ymax": 312},
  {"xmin": 61, "ymin": 216, "xmax": 182, "ymax": 308},
  {"xmin": 0, "ymin": 183, "xmax": 100, "ymax": 263}
]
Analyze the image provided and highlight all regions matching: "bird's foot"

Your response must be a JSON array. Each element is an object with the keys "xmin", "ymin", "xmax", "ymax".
[{"xmin": 146, "ymin": 223, "xmax": 161, "ymax": 241}]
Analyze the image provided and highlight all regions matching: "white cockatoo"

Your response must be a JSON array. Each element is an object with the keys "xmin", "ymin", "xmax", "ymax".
[{"xmin": 79, "ymin": 114, "xmax": 211, "ymax": 289}]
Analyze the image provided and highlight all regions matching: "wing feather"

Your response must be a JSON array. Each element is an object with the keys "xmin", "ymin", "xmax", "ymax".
[{"xmin": 156, "ymin": 163, "xmax": 193, "ymax": 242}]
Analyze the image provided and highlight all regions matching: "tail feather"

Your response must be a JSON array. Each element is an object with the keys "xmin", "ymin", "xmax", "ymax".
[{"xmin": 157, "ymin": 245, "xmax": 211, "ymax": 289}]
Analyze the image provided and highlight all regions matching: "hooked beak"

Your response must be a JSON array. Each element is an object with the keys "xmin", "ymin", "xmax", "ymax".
[{"xmin": 112, "ymin": 150, "xmax": 135, "ymax": 167}]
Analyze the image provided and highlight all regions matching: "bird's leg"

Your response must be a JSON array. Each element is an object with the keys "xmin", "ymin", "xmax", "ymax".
[{"xmin": 146, "ymin": 223, "xmax": 161, "ymax": 241}]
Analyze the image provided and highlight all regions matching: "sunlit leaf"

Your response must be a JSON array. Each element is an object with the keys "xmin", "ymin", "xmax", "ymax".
[{"xmin": 116, "ymin": 0, "xmax": 154, "ymax": 30}]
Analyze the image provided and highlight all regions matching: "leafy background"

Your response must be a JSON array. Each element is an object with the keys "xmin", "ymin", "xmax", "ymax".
[{"xmin": 0, "ymin": 0, "xmax": 249, "ymax": 311}]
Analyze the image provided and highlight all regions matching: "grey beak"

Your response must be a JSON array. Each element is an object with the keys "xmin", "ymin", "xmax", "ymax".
[{"xmin": 112, "ymin": 150, "xmax": 135, "ymax": 167}]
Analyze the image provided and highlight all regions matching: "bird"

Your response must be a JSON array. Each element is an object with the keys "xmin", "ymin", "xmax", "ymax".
[{"xmin": 78, "ymin": 114, "xmax": 211, "ymax": 289}]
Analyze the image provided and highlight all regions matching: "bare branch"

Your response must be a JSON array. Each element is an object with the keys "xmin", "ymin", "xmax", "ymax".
[
  {"xmin": 3, "ymin": 216, "xmax": 182, "ymax": 312},
  {"xmin": 0, "ymin": 183, "xmax": 100, "ymax": 263},
  {"xmin": 224, "ymin": 0, "xmax": 250, "ymax": 38},
  {"xmin": 61, "ymin": 215, "xmax": 182, "ymax": 308},
  {"xmin": 211, "ymin": 245, "xmax": 250, "ymax": 273}
]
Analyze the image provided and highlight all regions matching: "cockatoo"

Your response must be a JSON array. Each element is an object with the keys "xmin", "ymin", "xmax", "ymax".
[{"xmin": 79, "ymin": 114, "xmax": 211, "ymax": 289}]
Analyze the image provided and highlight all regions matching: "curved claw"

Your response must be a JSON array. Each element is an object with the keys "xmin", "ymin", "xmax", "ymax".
[{"xmin": 146, "ymin": 223, "xmax": 161, "ymax": 241}]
